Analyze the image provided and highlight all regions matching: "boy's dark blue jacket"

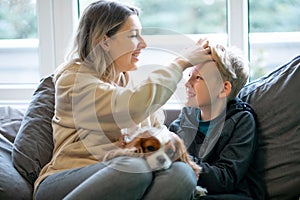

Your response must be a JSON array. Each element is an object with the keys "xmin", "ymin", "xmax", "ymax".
[{"xmin": 169, "ymin": 98, "xmax": 266, "ymax": 200}]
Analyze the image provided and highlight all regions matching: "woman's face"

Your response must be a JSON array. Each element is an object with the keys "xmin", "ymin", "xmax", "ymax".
[{"xmin": 108, "ymin": 15, "xmax": 147, "ymax": 73}]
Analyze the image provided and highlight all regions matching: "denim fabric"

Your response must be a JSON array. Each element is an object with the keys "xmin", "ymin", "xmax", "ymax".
[{"xmin": 34, "ymin": 156, "xmax": 196, "ymax": 200}]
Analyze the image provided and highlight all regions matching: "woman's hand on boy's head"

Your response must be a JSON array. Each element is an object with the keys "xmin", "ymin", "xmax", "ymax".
[
  {"xmin": 196, "ymin": 38, "xmax": 209, "ymax": 48},
  {"xmin": 174, "ymin": 38, "xmax": 212, "ymax": 70}
]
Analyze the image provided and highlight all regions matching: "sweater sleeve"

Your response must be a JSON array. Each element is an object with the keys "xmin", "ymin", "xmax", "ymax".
[
  {"xmin": 55, "ymin": 63, "xmax": 183, "ymax": 140},
  {"xmin": 112, "ymin": 63, "xmax": 183, "ymax": 126},
  {"xmin": 197, "ymin": 111, "xmax": 257, "ymax": 193}
]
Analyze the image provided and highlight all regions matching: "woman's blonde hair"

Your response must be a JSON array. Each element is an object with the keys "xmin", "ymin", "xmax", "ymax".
[
  {"xmin": 210, "ymin": 45, "xmax": 249, "ymax": 101},
  {"xmin": 54, "ymin": 0, "xmax": 139, "ymax": 83}
]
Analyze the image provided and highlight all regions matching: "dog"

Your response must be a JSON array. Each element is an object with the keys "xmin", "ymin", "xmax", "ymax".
[{"xmin": 103, "ymin": 126, "xmax": 201, "ymax": 179}]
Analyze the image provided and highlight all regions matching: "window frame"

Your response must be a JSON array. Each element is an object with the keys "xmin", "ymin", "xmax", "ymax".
[
  {"xmin": 0, "ymin": 0, "xmax": 78, "ymax": 105},
  {"xmin": 0, "ymin": 0, "xmax": 247, "ymax": 105}
]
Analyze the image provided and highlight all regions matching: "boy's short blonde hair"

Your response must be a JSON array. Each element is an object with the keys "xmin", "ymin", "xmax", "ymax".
[{"xmin": 210, "ymin": 45, "xmax": 249, "ymax": 101}]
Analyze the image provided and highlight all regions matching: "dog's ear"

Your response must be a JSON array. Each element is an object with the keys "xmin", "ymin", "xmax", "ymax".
[
  {"xmin": 170, "ymin": 133, "xmax": 201, "ymax": 179},
  {"xmin": 168, "ymin": 133, "xmax": 187, "ymax": 162},
  {"xmin": 177, "ymin": 142, "xmax": 190, "ymax": 163},
  {"xmin": 125, "ymin": 137, "xmax": 144, "ymax": 153},
  {"xmin": 122, "ymin": 131, "xmax": 161, "ymax": 154}
]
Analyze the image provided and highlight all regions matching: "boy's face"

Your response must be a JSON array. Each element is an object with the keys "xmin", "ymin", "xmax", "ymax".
[{"xmin": 185, "ymin": 61, "xmax": 225, "ymax": 108}]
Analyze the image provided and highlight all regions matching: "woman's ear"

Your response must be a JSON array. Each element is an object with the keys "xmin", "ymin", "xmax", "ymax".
[
  {"xmin": 218, "ymin": 81, "xmax": 232, "ymax": 98},
  {"xmin": 100, "ymin": 35, "xmax": 110, "ymax": 51}
]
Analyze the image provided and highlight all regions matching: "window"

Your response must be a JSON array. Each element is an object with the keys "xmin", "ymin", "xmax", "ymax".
[
  {"xmin": 79, "ymin": 0, "xmax": 300, "ymax": 103},
  {"xmin": 1, "ymin": 0, "xmax": 299, "ymax": 106},
  {"xmin": 249, "ymin": 0, "xmax": 300, "ymax": 80},
  {"xmin": 0, "ymin": 0, "xmax": 38, "ymax": 85},
  {"xmin": 80, "ymin": 0, "xmax": 227, "ymax": 34},
  {"xmin": 0, "ymin": 0, "xmax": 77, "ymax": 105}
]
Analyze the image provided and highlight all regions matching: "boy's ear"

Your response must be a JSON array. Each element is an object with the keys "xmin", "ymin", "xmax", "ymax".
[
  {"xmin": 218, "ymin": 81, "xmax": 232, "ymax": 98},
  {"xmin": 100, "ymin": 35, "xmax": 110, "ymax": 51}
]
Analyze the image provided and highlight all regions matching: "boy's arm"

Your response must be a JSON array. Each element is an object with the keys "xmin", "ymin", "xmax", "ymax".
[{"xmin": 197, "ymin": 111, "xmax": 257, "ymax": 193}]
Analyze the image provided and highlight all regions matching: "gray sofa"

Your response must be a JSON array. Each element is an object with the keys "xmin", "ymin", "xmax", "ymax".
[{"xmin": 1, "ymin": 55, "xmax": 300, "ymax": 200}]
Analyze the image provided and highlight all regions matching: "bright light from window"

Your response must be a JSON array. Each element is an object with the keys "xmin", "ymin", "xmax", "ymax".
[{"xmin": 0, "ymin": 0, "xmax": 39, "ymax": 84}]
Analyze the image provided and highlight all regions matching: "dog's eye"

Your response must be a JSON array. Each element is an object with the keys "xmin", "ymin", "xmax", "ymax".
[
  {"xmin": 146, "ymin": 146, "xmax": 156, "ymax": 152},
  {"xmin": 166, "ymin": 148, "xmax": 174, "ymax": 156}
]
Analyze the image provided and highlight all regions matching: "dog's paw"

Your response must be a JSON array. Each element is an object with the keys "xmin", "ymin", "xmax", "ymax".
[{"xmin": 103, "ymin": 147, "xmax": 141, "ymax": 161}]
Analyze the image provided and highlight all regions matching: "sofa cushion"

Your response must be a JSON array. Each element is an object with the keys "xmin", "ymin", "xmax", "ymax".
[
  {"xmin": 238, "ymin": 55, "xmax": 300, "ymax": 199},
  {"xmin": 0, "ymin": 106, "xmax": 25, "ymax": 143},
  {"xmin": 0, "ymin": 134, "xmax": 32, "ymax": 200},
  {"xmin": 12, "ymin": 74, "xmax": 55, "ymax": 185}
]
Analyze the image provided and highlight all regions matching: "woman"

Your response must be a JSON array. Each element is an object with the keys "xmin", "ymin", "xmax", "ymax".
[{"xmin": 34, "ymin": 1, "xmax": 211, "ymax": 199}]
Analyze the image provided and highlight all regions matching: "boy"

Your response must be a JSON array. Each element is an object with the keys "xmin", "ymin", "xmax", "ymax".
[{"xmin": 169, "ymin": 44, "xmax": 265, "ymax": 199}]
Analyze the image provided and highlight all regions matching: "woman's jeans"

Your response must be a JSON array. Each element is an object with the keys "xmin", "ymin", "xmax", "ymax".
[{"xmin": 34, "ymin": 156, "xmax": 196, "ymax": 200}]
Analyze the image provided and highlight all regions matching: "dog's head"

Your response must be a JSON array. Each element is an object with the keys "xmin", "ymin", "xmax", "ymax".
[{"xmin": 121, "ymin": 126, "xmax": 201, "ymax": 178}]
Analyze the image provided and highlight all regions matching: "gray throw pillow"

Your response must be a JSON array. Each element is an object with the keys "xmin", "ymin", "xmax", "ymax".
[
  {"xmin": 238, "ymin": 55, "xmax": 300, "ymax": 199},
  {"xmin": 12, "ymin": 74, "xmax": 55, "ymax": 185}
]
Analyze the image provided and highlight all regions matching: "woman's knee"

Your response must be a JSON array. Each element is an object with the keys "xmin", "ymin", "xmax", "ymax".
[
  {"xmin": 63, "ymin": 157, "xmax": 153, "ymax": 200},
  {"xmin": 168, "ymin": 162, "xmax": 197, "ymax": 188}
]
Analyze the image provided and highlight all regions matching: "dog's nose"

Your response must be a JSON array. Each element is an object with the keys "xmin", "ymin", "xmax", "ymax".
[{"xmin": 157, "ymin": 156, "xmax": 166, "ymax": 165}]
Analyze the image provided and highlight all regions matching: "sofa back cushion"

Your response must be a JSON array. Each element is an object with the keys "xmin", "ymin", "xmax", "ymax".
[
  {"xmin": 0, "ymin": 134, "xmax": 33, "ymax": 199},
  {"xmin": 0, "ymin": 106, "xmax": 25, "ymax": 143},
  {"xmin": 238, "ymin": 55, "xmax": 300, "ymax": 199},
  {"xmin": 12, "ymin": 75, "xmax": 55, "ymax": 185}
]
